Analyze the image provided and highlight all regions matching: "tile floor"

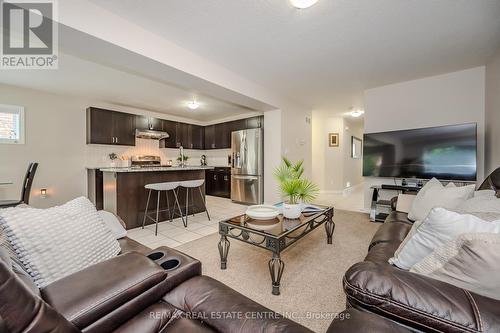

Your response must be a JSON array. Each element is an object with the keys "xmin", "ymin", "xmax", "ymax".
[
  {"xmin": 127, "ymin": 195, "xmax": 248, "ymax": 249},
  {"xmin": 128, "ymin": 186, "xmax": 366, "ymax": 249},
  {"xmin": 314, "ymin": 184, "xmax": 366, "ymax": 213}
]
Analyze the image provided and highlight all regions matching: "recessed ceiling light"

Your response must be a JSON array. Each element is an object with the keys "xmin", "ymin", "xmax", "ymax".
[
  {"xmin": 187, "ymin": 100, "xmax": 200, "ymax": 110},
  {"xmin": 350, "ymin": 110, "xmax": 365, "ymax": 118},
  {"xmin": 290, "ymin": 0, "xmax": 318, "ymax": 9}
]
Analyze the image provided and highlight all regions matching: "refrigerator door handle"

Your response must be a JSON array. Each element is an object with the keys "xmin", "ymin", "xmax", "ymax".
[{"xmin": 232, "ymin": 175, "xmax": 259, "ymax": 180}]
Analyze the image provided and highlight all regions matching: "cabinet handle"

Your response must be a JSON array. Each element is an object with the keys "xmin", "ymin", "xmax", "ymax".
[
  {"xmin": 115, "ymin": 137, "xmax": 118, "ymax": 143},
  {"xmin": 214, "ymin": 175, "xmax": 217, "ymax": 180},
  {"xmin": 112, "ymin": 137, "xmax": 115, "ymax": 143},
  {"xmin": 224, "ymin": 176, "xmax": 228, "ymax": 181}
]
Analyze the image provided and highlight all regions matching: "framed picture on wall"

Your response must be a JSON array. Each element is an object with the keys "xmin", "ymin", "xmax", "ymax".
[
  {"xmin": 351, "ymin": 136, "xmax": 362, "ymax": 158},
  {"xmin": 329, "ymin": 133, "xmax": 339, "ymax": 147}
]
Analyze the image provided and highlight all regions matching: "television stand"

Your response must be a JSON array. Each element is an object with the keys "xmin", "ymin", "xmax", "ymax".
[
  {"xmin": 370, "ymin": 184, "xmax": 421, "ymax": 222},
  {"xmin": 381, "ymin": 184, "xmax": 422, "ymax": 192}
]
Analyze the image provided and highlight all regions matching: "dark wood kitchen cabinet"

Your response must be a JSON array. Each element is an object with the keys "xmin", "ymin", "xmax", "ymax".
[
  {"xmin": 191, "ymin": 125, "xmax": 204, "ymax": 149},
  {"xmin": 135, "ymin": 116, "xmax": 163, "ymax": 131},
  {"xmin": 204, "ymin": 122, "xmax": 232, "ymax": 149},
  {"xmin": 179, "ymin": 123, "xmax": 192, "ymax": 148},
  {"xmin": 203, "ymin": 116, "xmax": 263, "ymax": 150},
  {"xmin": 215, "ymin": 122, "xmax": 230, "ymax": 149},
  {"xmin": 159, "ymin": 120, "xmax": 178, "ymax": 148},
  {"xmin": 206, "ymin": 167, "xmax": 231, "ymax": 198},
  {"xmin": 204, "ymin": 124, "xmax": 216, "ymax": 149},
  {"xmin": 86, "ymin": 107, "xmax": 136, "ymax": 146}
]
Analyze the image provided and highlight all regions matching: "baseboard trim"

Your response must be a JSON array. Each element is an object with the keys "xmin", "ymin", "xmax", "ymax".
[{"xmin": 319, "ymin": 190, "xmax": 344, "ymax": 194}]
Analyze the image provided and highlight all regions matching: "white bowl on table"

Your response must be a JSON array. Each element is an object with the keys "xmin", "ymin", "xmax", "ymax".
[{"xmin": 245, "ymin": 205, "xmax": 280, "ymax": 220}]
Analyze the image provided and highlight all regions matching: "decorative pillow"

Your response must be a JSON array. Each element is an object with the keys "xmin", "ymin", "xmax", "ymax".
[
  {"xmin": 407, "ymin": 178, "xmax": 475, "ymax": 221},
  {"xmin": 474, "ymin": 190, "xmax": 497, "ymax": 198},
  {"xmin": 411, "ymin": 233, "xmax": 500, "ymax": 300},
  {"xmin": 0, "ymin": 197, "xmax": 121, "ymax": 287},
  {"xmin": 389, "ymin": 208, "xmax": 500, "ymax": 270},
  {"xmin": 460, "ymin": 195, "xmax": 500, "ymax": 214},
  {"xmin": 395, "ymin": 194, "xmax": 415, "ymax": 213},
  {"xmin": 98, "ymin": 210, "xmax": 127, "ymax": 239}
]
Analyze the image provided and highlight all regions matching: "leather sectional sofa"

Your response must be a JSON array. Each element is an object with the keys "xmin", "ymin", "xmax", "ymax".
[
  {"xmin": 0, "ymin": 238, "xmax": 314, "ymax": 333},
  {"xmin": 328, "ymin": 168, "xmax": 500, "ymax": 333},
  {"xmin": 3, "ymin": 169, "xmax": 500, "ymax": 333}
]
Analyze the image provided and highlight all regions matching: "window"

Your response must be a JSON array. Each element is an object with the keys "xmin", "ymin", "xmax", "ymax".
[{"xmin": 0, "ymin": 105, "xmax": 24, "ymax": 144}]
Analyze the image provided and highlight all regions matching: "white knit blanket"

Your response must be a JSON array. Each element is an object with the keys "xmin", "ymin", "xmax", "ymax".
[{"xmin": 0, "ymin": 197, "xmax": 120, "ymax": 287}]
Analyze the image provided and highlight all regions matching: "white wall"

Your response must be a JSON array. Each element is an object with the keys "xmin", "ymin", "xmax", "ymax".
[
  {"xmin": 311, "ymin": 112, "xmax": 344, "ymax": 192},
  {"xmin": 343, "ymin": 118, "xmax": 364, "ymax": 189},
  {"xmin": 312, "ymin": 111, "xmax": 365, "ymax": 193},
  {"xmin": 485, "ymin": 47, "xmax": 500, "ymax": 175},
  {"xmin": 263, "ymin": 110, "xmax": 282, "ymax": 203},
  {"xmin": 363, "ymin": 67, "xmax": 486, "ymax": 209},
  {"xmin": 0, "ymin": 84, "xmax": 269, "ymax": 207}
]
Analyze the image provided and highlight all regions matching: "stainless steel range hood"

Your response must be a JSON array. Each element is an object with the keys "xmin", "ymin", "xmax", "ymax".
[{"xmin": 135, "ymin": 129, "xmax": 169, "ymax": 140}]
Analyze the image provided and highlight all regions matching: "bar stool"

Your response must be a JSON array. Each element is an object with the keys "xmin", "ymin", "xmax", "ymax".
[
  {"xmin": 142, "ymin": 181, "xmax": 184, "ymax": 236},
  {"xmin": 178, "ymin": 179, "xmax": 210, "ymax": 226}
]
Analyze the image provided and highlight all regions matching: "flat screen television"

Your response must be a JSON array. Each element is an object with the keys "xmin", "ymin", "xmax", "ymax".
[{"xmin": 363, "ymin": 123, "xmax": 477, "ymax": 181}]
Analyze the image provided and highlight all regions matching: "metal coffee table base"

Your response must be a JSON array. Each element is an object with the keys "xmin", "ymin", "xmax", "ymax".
[{"xmin": 218, "ymin": 208, "xmax": 334, "ymax": 295}]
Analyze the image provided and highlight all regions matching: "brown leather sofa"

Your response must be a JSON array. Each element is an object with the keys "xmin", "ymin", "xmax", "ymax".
[
  {"xmin": 339, "ymin": 168, "xmax": 500, "ymax": 333},
  {"xmin": 0, "ymin": 237, "xmax": 313, "ymax": 333}
]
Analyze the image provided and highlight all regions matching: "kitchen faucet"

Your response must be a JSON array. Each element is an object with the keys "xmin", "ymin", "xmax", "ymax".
[{"xmin": 179, "ymin": 146, "xmax": 185, "ymax": 167}]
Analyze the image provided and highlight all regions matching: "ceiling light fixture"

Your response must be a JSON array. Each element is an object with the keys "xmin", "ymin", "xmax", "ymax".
[
  {"xmin": 187, "ymin": 99, "xmax": 200, "ymax": 110},
  {"xmin": 290, "ymin": 0, "xmax": 318, "ymax": 9},
  {"xmin": 350, "ymin": 109, "xmax": 365, "ymax": 118}
]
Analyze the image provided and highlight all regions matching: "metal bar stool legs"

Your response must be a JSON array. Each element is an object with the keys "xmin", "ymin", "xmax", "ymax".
[
  {"xmin": 198, "ymin": 186, "xmax": 211, "ymax": 221},
  {"xmin": 178, "ymin": 179, "xmax": 210, "ymax": 227},
  {"xmin": 142, "ymin": 182, "xmax": 184, "ymax": 236}
]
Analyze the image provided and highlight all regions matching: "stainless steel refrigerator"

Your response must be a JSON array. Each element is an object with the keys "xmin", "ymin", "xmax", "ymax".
[{"xmin": 231, "ymin": 128, "xmax": 263, "ymax": 205}]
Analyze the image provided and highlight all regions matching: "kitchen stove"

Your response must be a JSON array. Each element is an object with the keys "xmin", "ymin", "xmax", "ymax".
[{"xmin": 131, "ymin": 155, "xmax": 162, "ymax": 168}]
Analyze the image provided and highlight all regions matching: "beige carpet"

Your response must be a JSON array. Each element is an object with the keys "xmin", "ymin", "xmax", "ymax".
[{"xmin": 176, "ymin": 209, "xmax": 378, "ymax": 333}]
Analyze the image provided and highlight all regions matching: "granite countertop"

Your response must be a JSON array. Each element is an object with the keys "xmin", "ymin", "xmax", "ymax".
[{"xmin": 99, "ymin": 166, "xmax": 215, "ymax": 173}]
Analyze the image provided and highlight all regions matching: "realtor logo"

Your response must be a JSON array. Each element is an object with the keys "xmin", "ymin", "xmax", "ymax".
[{"xmin": 1, "ymin": 0, "xmax": 58, "ymax": 69}]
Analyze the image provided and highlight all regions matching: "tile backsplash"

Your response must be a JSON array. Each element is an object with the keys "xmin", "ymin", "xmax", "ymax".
[{"xmin": 85, "ymin": 138, "xmax": 231, "ymax": 167}]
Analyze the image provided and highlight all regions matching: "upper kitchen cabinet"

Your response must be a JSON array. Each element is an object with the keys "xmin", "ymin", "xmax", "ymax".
[
  {"xmin": 159, "ymin": 121, "xmax": 204, "ymax": 150},
  {"xmin": 214, "ymin": 122, "xmax": 230, "ymax": 149},
  {"xmin": 204, "ymin": 124, "xmax": 216, "ymax": 149},
  {"xmin": 159, "ymin": 119, "xmax": 179, "ymax": 148},
  {"xmin": 245, "ymin": 116, "xmax": 263, "ymax": 129},
  {"xmin": 191, "ymin": 125, "xmax": 204, "ymax": 149},
  {"xmin": 203, "ymin": 116, "xmax": 263, "ymax": 150},
  {"xmin": 135, "ymin": 116, "xmax": 163, "ymax": 131},
  {"xmin": 181, "ymin": 123, "xmax": 204, "ymax": 149},
  {"xmin": 86, "ymin": 107, "xmax": 136, "ymax": 146}
]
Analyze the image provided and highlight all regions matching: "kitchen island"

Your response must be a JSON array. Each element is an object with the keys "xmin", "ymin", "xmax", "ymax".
[{"xmin": 90, "ymin": 166, "xmax": 214, "ymax": 229}]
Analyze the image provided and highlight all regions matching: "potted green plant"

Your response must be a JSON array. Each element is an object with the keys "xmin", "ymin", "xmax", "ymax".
[
  {"xmin": 109, "ymin": 153, "xmax": 118, "ymax": 167},
  {"xmin": 177, "ymin": 155, "xmax": 189, "ymax": 164},
  {"xmin": 274, "ymin": 157, "xmax": 319, "ymax": 219}
]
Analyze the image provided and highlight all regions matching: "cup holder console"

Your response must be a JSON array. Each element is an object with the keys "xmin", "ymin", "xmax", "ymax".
[
  {"xmin": 160, "ymin": 259, "xmax": 181, "ymax": 271},
  {"xmin": 145, "ymin": 246, "xmax": 202, "ymax": 292},
  {"xmin": 147, "ymin": 252, "xmax": 165, "ymax": 261}
]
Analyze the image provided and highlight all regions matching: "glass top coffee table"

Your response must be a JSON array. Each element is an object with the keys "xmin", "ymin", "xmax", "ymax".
[{"xmin": 218, "ymin": 205, "xmax": 334, "ymax": 295}]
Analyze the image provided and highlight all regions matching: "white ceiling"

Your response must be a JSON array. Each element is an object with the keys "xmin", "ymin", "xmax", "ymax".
[
  {"xmin": 89, "ymin": 0, "xmax": 500, "ymax": 113},
  {"xmin": 0, "ymin": 52, "xmax": 257, "ymax": 121}
]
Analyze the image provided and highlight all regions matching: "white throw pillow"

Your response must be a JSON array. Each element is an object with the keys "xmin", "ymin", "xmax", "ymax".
[
  {"xmin": 395, "ymin": 194, "xmax": 415, "ymax": 213},
  {"xmin": 407, "ymin": 178, "xmax": 475, "ymax": 221},
  {"xmin": 98, "ymin": 210, "xmax": 127, "ymax": 239},
  {"xmin": 0, "ymin": 197, "xmax": 121, "ymax": 287},
  {"xmin": 474, "ymin": 190, "xmax": 497, "ymax": 198},
  {"xmin": 461, "ymin": 195, "xmax": 500, "ymax": 214},
  {"xmin": 389, "ymin": 208, "xmax": 500, "ymax": 270},
  {"xmin": 411, "ymin": 233, "xmax": 500, "ymax": 300}
]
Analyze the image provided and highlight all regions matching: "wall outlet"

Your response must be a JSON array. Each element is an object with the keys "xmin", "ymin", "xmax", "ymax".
[{"xmin": 346, "ymin": 182, "xmax": 351, "ymax": 188}]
